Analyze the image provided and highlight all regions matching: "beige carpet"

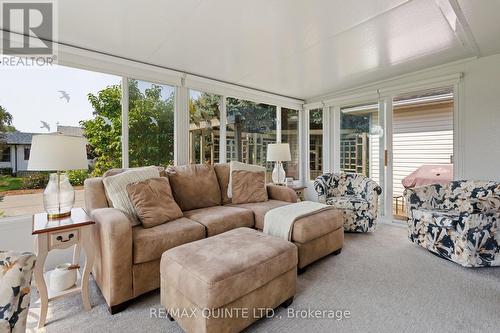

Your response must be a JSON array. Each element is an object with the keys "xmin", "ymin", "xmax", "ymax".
[{"xmin": 27, "ymin": 223, "xmax": 500, "ymax": 333}]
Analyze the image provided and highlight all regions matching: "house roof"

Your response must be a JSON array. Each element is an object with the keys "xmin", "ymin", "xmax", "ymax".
[
  {"xmin": 1, "ymin": 131, "xmax": 35, "ymax": 145},
  {"xmin": 57, "ymin": 125, "xmax": 84, "ymax": 137}
]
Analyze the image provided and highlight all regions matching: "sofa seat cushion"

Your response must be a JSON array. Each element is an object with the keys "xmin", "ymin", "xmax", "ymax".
[
  {"xmin": 412, "ymin": 208, "xmax": 463, "ymax": 228},
  {"xmin": 183, "ymin": 206, "xmax": 254, "ymax": 237},
  {"xmin": 326, "ymin": 196, "xmax": 369, "ymax": 211},
  {"xmin": 229, "ymin": 200, "xmax": 291, "ymax": 230},
  {"xmin": 160, "ymin": 227, "xmax": 297, "ymax": 309},
  {"xmin": 292, "ymin": 209, "xmax": 343, "ymax": 243},
  {"xmin": 132, "ymin": 217, "xmax": 206, "ymax": 264}
]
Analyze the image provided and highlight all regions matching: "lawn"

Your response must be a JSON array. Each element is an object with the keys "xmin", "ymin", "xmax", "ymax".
[{"xmin": 0, "ymin": 175, "xmax": 23, "ymax": 192}]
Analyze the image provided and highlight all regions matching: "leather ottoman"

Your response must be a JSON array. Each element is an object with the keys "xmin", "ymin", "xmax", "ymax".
[
  {"xmin": 160, "ymin": 227, "xmax": 297, "ymax": 333},
  {"xmin": 291, "ymin": 208, "xmax": 344, "ymax": 270}
]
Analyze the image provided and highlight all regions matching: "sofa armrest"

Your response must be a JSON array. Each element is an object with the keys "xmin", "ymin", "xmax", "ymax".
[
  {"xmin": 404, "ymin": 184, "xmax": 444, "ymax": 217},
  {"xmin": 90, "ymin": 208, "xmax": 133, "ymax": 308},
  {"xmin": 267, "ymin": 184, "xmax": 297, "ymax": 203},
  {"xmin": 84, "ymin": 177, "xmax": 109, "ymax": 214}
]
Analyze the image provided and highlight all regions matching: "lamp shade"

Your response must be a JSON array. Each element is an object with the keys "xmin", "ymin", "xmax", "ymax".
[
  {"xmin": 28, "ymin": 134, "xmax": 88, "ymax": 171},
  {"xmin": 266, "ymin": 143, "xmax": 291, "ymax": 162}
]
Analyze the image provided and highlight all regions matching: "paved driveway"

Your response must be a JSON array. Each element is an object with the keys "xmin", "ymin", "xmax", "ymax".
[{"xmin": 0, "ymin": 190, "xmax": 85, "ymax": 217}]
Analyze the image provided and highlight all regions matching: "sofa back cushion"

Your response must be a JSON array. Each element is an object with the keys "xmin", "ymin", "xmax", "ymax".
[
  {"xmin": 126, "ymin": 177, "xmax": 183, "ymax": 228},
  {"xmin": 214, "ymin": 163, "xmax": 231, "ymax": 204},
  {"xmin": 231, "ymin": 170, "xmax": 268, "ymax": 204},
  {"xmin": 166, "ymin": 164, "xmax": 222, "ymax": 211},
  {"xmin": 102, "ymin": 166, "xmax": 160, "ymax": 226}
]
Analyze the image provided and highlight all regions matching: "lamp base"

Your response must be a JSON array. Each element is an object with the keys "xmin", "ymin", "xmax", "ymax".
[
  {"xmin": 43, "ymin": 172, "xmax": 75, "ymax": 219},
  {"xmin": 47, "ymin": 211, "xmax": 72, "ymax": 220},
  {"xmin": 272, "ymin": 162, "xmax": 286, "ymax": 184}
]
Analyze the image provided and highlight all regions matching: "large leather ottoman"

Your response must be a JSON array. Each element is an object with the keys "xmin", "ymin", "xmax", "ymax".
[
  {"xmin": 291, "ymin": 208, "xmax": 344, "ymax": 270},
  {"xmin": 160, "ymin": 227, "xmax": 297, "ymax": 333}
]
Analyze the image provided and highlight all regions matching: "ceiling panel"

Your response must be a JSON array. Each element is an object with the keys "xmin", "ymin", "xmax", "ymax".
[
  {"xmin": 457, "ymin": 0, "xmax": 500, "ymax": 56},
  {"xmin": 28, "ymin": 0, "xmax": 500, "ymax": 99}
]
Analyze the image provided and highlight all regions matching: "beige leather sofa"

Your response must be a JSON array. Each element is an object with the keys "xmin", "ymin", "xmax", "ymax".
[{"xmin": 84, "ymin": 163, "xmax": 343, "ymax": 314}]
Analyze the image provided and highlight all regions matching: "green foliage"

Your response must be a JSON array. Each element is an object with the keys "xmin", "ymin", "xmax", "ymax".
[
  {"xmin": 0, "ymin": 175, "xmax": 22, "ymax": 191},
  {"xmin": 67, "ymin": 169, "xmax": 90, "ymax": 186},
  {"xmin": 80, "ymin": 85, "xmax": 123, "ymax": 176},
  {"xmin": 81, "ymin": 80, "xmax": 176, "ymax": 176},
  {"xmin": 0, "ymin": 105, "xmax": 15, "ymax": 150},
  {"xmin": 21, "ymin": 172, "xmax": 49, "ymax": 190},
  {"xmin": 226, "ymin": 97, "xmax": 276, "ymax": 133},
  {"xmin": 128, "ymin": 80, "xmax": 175, "ymax": 168}
]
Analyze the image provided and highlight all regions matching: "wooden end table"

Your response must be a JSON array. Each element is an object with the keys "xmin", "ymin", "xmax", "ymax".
[
  {"xmin": 32, "ymin": 208, "xmax": 96, "ymax": 328},
  {"xmin": 287, "ymin": 185, "xmax": 307, "ymax": 201}
]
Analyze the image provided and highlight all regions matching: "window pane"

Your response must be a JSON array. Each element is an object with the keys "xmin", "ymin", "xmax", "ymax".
[
  {"xmin": 189, "ymin": 90, "xmax": 221, "ymax": 164},
  {"xmin": 281, "ymin": 108, "xmax": 299, "ymax": 180},
  {"xmin": 309, "ymin": 109, "xmax": 323, "ymax": 180},
  {"xmin": 340, "ymin": 103, "xmax": 377, "ymax": 176},
  {"xmin": 227, "ymin": 98, "xmax": 276, "ymax": 178},
  {"xmin": 128, "ymin": 79, "xmax": 175, "ymax": 168},
  {"xmin": 0, "ymin": 58, "xmax": 121, "ymax": 218}
]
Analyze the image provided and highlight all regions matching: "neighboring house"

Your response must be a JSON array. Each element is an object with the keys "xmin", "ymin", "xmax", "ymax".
[
  {"xmin": 0, "ymin": 126, "xmax": 86, "ymax": 174},
  {"xmin": 0, "ymin": 131, "xmax": 35, "ymax": 174}
]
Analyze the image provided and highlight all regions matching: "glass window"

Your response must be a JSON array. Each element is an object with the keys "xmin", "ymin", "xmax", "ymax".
[
  {"xmin": 128, "ymin": 79, "xmax": 175, "ymax": 168},
  {"xmin": 23, "ymin": 147, "xmax": 30, "ymax": 160},
  {"xmin": 309, "ymin": 108, "xmax": 323, "ymax": 180},
  {"xmin": 340, "ymin": 103, "xmax": 377, "ymax": 176},
  {"xmin": 189, "ymin": 90, "xmax": 221, "ymax": 164},
  {"xmin": 226, "ymin": 98, "xmax": 276, "ymax": 178},
  {"xmin": 0, "ymin": 58, "xmax": 121, "ymax": 218},
  {"xmin": 281, "ymin": 108, "xmax": 299, "ymax": 180},
  {"xmin": 1, "ymin": 148, "xmax": 10, "ymax": 162}
]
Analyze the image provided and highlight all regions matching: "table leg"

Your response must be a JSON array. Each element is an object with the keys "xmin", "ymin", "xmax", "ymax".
[
  {"xmin": 80, "ymin": 226, "xmax": 95, "ymax": 311},
  {"xmin": 33, "ymin": 234, "xmax": 49, "ymax": 328},
  {"xmin": 73, "ymin": 243, "xmax": 81, "ymax": 273}
]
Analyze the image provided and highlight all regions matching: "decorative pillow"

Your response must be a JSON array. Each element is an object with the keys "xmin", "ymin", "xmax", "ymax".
[
  {"xmin": 165, "ymin": 164, "xmax": 222, "ymax": 211},
  {"xmin": 231, "ymin": 170, "xmax": 268, "ymax": 204},
  {"xmin": 228, "ymin": 161, "xmax": 266, "ymax": 198},
  {"xmin": 126, "ymin": 177, "xmax": 183, "ymax": 228},
  {"xmin": 102, "ymin": 166, "xmax": 160, "ymax": 226}
]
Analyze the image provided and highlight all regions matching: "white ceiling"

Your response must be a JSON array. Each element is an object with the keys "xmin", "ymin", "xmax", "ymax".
[{"xmin": 47, "ymin": 0, "xmax": 500, "ymax": 99}]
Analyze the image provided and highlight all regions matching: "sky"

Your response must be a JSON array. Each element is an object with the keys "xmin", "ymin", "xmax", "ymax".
[{"xmin": 0, "ymin": 61, "xmax": 180, "ymax": 133}]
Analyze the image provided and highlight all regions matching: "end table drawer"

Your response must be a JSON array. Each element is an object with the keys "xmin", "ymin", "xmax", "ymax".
[{"xmin": 49, "ymin": 229, "xmax": 79, "ymax": 248}]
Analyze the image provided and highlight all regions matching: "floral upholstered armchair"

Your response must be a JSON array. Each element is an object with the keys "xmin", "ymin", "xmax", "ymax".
[
  {"xmin": 404, "ymin": 180, "xmax": 500, "ymax": 267},
  {"xmin": 0, "ymin": 251, "xmax": 36, "ymax": 333},
  {"xmin": 314, "ymin": 173, "xmax": 382, "ymax": 232}
]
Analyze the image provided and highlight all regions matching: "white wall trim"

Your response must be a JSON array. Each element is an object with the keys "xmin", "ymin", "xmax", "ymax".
[
  {"xmin": 322, "ymin": 105, "xmax": 331, "ymax": 173},
  {"xmin": 453, "ymin": 78, "xmax": 465, "ymax": 179},
  {"xmin": 331, "ymin": 106, "xmax": 341, "ymax": 173},
  {"xmin": 219, "ymin": 96, "xmax": 227, "ymax": 163},
  {"xmin": 382, "ymin": 97, "xmax": 393, "ymax": 219},
  {"xmin": 174, "ymin": 83, "xmax": 189, "ymax": 165},
  {"xmin": 185, "ymin": 75, "xmax": 303, "ymax": 110},
  {"xmin": 121, "ymin": 77, "xmax": 129, "ymax": 168},
  {"xmin": 305, "ymin": 57, "xmax": 474, "ymax": 105},
  {"xmin": 59, "ymin": 44, "xmax": 183, "ymax": 87}
]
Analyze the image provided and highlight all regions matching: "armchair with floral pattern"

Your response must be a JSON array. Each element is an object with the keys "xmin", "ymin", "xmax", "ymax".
[
  {"xmin": 0, "ymin": 251, "xmax": 36, "ymax": 333},
  {"xmin": 404, "ymin": 180, "xmax": 500, "ymax": 267},
  {"xmin": 314, "ymin": 173, "xmax": 382, "ymax": 232}
]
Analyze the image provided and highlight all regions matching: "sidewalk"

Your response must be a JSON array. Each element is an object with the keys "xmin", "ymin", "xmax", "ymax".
[{"xmin": 0, "ymin": 190, "xmax": 85, "ymax": 217}]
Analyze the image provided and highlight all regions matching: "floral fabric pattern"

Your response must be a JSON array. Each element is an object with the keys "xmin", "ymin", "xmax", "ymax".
[
  {"xmin": 314, "ymin": 173, "xmax": 382, "ymax": 232},
  {"xmin": 404, "ymin": 180, "xmax": 500, "ymax": 267},
  {"xmin": 0, "ymin": 251, "xmax": 36, "ymax": 333}
]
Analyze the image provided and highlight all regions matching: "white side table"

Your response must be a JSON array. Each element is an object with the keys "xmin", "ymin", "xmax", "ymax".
[{"xmin": 32, "ymin": 208, "xmax": 96, "ymax": 328}]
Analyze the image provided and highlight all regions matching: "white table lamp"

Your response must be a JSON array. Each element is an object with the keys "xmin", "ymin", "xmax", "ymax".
[
  {"xmin": 28, "ymin": 134, "xmax": 88, "ymax": 219},
  {"xmin": 266, "ymin": 143, "xmax": 291, "ymax": 184}
]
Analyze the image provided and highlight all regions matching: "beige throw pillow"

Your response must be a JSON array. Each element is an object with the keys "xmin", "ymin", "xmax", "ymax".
[
  {"xmin": 126, "ymin": 177, "xmax": 183, "ymax": 228},
  {"xmin": 231, "ymin": 170, "xmax": 268, "ymax": 204},
  {"xmin": 228, "ymin": 161, "xmax": 266, "ymax": 198},
  {"xmin": 102, "ymin": 166, "xmax": 160, "ymax": 226}
]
